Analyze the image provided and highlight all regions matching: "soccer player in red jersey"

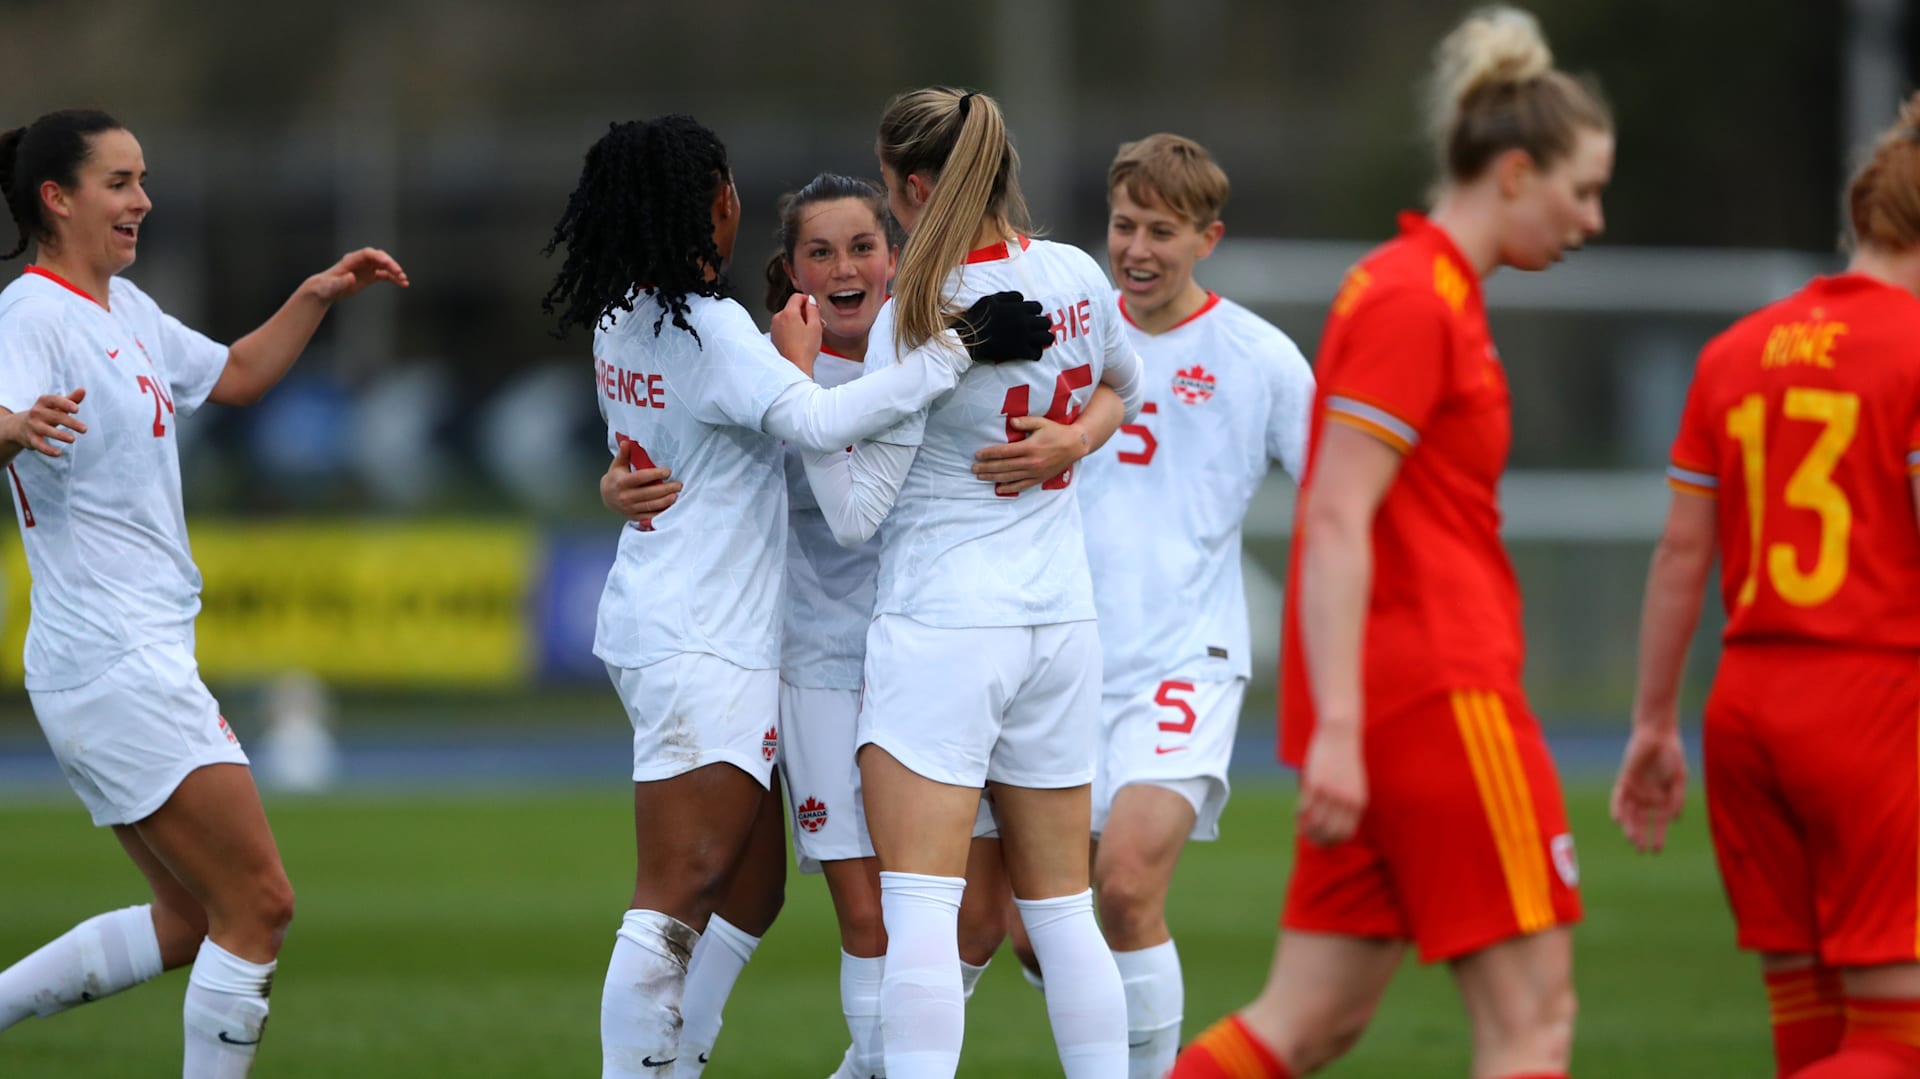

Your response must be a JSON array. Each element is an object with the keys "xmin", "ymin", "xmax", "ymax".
[
  {"xmin": 1172, "ymin": 7, "xmax": 1612, "ymax": 1078},
  {"xmin": 1613, "ymin": 93, "xmax": 1920, "ymax": 1079}
]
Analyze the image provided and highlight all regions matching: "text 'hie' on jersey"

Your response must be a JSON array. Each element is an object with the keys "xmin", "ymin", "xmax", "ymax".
[
  {"xmin": 865, "ymin": 237, "xmax": 1141, "ymax": 629},
  {"xmin": 1668, "ymin": 272, "xmax": 1920, "ymax": 649},
  {"xmin": 0, "ymin": 269, "xmax": 229, "ymax": 692},
  {"xmin": 1078, "ymin": 291, "xmax": 1313, "ymax": 697}
]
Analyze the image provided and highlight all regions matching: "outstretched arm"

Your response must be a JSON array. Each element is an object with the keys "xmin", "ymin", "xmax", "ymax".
[
  {"xmin": 210, "ymin": 248, "xmax": 409, "ymax": 407},
  {"xmin": 0, "ymin": 389, "xmax": 88, "ymax": 466},
  {"xmin": 801, "ymin": 439, "xmax": 918, "ymax": 547}
]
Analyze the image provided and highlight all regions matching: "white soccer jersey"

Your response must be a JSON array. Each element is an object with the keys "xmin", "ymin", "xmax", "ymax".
[
  {"xmin": 1078, "ymin": 291, "xmax": 1314, "ymax": 696},
  {"xmin": 0, "ymin": 269, "xmax": 230, "ymax": 691},
  {"xmin": 781, "ymin": 350, "xmax": 880, "ymax": 690},
  {"xmin": 868, "ymin": 238, "xmax": 1143, "ymax": 628},
  {"xmin": 593, "ymin": 294, "xmax": 811, "ymax": 672}
]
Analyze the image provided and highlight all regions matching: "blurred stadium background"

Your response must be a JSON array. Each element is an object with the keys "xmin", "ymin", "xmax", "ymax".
[{"xmin": 0, "ymin": 0, "xmax": 1912, "ymax": 1074}]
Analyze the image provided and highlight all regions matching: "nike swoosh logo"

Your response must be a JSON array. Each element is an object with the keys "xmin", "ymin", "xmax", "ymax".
[
  {"xmin": 218, "ymin": 1031, "xmax": 262, "ymax": 1046},
  {"xmin": 697, "ymin": 1053, "xmax": 710, "ymax": 1063},
  {"xmin": 1154, "ymin": 745, "xmax": 1189, "ymax": 755},
  {"xmin": 1128, "ymin": 1039, "xmax": 1153, "ymax": 1048},
  {"xmin": 641, "ymin": 1056, "xmax": 676, "ymax": 1068},
  {"xmin": 106, "ymin": 350, "xmax": 119, "ymax": 359}
]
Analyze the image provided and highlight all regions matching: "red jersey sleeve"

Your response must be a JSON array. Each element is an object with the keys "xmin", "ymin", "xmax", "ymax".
[
  {"xmin": 1667, "ymin": 361, "xmax": 1719, "ymax": 497},
  {"xmin": 1907, "ymin": 397, "xmax": 1920, "ymax": 477},
  {"xmin": 1321, "ymin": 286, "xmax": 1453, "ymax": 454}
]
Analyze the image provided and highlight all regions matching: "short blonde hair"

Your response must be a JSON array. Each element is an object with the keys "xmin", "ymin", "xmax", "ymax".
[{"xmin": 1107, "ymin": 134, "xmax": 1229, "ymax": 229}]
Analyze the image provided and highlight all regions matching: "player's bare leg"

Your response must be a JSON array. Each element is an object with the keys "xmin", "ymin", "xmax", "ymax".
[
  {"xmin": 822, "ymin": 854, "xmax": 887, "ymax": 1079},
  {"xmin": 0, "ymin": 821, "xmax": 212, "ymax": 1035},
  {"xmin": 958, "ymin": 836, "xmax": 1009, "ymax": 991},
  {"xmin": 604, "ymin": 761, "xmax": 767, "ymax": 1077},
  {"xmin": 129, "ymin": 763, "xmax": 293, "ymax": 1078},
  {"xmin": 678, "ymin": 773, "xmax": 788, "ymax": 1077},
  {"xmin": 1097, "ymin": 782, "xmax": 1199, "ymax": 1076},
  {"xmin": 1176, "ymin": 929, "xmax": 1401, "ymax": 1077},
  {"xmin": 860, "ymin": 744, "xmax": 982, "ymax": 1078},
  {"xmin": 992, "ymin": 781, "xmax": 1126, "ymax": 1078},
  {"xmin": 1450, "ymin": 926, "xmax": 1576, "ymax": 1079},
  {"xmin": 1789, "ymin": 961, "xmax": 1920, "ymax": 1077}
]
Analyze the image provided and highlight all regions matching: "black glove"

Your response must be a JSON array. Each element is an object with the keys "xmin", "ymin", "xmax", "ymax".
[{"xmin": 952, "ymin": 290, "xmax": 1054, "ymax": 364}]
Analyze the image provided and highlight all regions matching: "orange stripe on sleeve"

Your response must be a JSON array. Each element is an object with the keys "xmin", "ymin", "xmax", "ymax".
[{"xmin": 1325, "ymin": 411, "xmax": 1412, "ymax": 454}]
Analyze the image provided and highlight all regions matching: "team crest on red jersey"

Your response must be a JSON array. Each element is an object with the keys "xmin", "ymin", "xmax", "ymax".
[
  {"xmin": 1171, "ymin": 365, "xmax": 1216, "ymax": 405},
  {"xmin": 761, "ymin": 727, "xmax": 779, "ymax": 762},
  {"xmin": 797, "ymin": 797, "xmax": 829, "ymax": 834}
]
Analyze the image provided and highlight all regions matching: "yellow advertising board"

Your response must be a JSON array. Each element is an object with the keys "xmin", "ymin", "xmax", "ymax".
[{"xmin": 1, "ymin": 521, "xmax": 536, "ymax": 687}]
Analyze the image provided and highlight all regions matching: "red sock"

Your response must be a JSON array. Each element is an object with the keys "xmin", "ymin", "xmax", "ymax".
[
  {"xmin": 1767, "ymin": 966, "xmax": 1846, "ymax": 1076},
  {"xmin": 1791, "ymin": 997, "xmax": 1920, "ymax": 1077},
  {"xmin": 1168, "ymin": 1014, "xmax": 1293, "ymax": 1079}
]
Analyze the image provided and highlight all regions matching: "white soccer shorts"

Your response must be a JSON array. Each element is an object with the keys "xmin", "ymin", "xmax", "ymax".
[
  {"xmin": 858, "ymin": 614, "xmax": 1101, "ymax": 790},
  {"xmin": 607, "ymin": 652, "xmax": 779, "ymax": 787},
  {"xmin": 29, "ymin": 640, "xmax": 249, "ymax": 827},
  {"xmin": 778, "ymin": 680, "xmax": 874, "ymax": 868},
  {"xmin": 1092, "ymin": 676, "xmax": 1246, "ymax": 841}
]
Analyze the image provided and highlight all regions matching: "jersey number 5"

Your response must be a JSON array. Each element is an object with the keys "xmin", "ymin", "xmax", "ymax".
[
  {"xmin": 136, "ymin": 375, "xmax": 175, "ymax": 438},
  {"xmin": 1118, "ymin": 402, "xmax": 1159, "ymax": 466},
  {"xmin": 1725, "ymin": 388, "xmax": 1859, "ymax": 608},
  {"xmin": 999, "ymin": 364, "xmax": 1094, "ymax": 496}
]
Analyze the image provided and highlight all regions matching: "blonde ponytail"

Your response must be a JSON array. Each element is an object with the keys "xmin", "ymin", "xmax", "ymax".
[
  {"xmin": 1425, "ymin": 6, "xmax": 1610, "ymax": 183},
  {"xmin": 877, "ymin": 87, "xmax": 1031, "ymax": 355}
]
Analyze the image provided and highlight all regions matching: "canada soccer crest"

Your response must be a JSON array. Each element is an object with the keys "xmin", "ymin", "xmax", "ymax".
[
  {"xmin": 1171, "ymin": 364, "xmax": 1216, "ymax": 405},
  {"xmin": 797, "ymin": 797, "xmax": 829, "ymax": 834},
  {"xmin": 761, "ymin": 727, "xmax": 779, "ymax": 762}
]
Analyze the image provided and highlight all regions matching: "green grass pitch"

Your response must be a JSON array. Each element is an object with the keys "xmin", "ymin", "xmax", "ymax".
[{"xmin": 0, "ymin": 781, "xmax": 1767, "ymax": 1077}]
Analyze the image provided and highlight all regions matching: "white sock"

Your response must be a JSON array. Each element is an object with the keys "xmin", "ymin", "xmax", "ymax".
[
  {"xmin": 601, "ymin": 909, "xmax": 700, "ymax": 1078},
  {"xmin": 1014, "ymin": 891, "xmax": 1126, "ymax": 1079},
  {"xmin": 676, "ymin": 915, "xmax": 760, "ymax": 1078},
  {"xmin": 959, "ymin": 958, "xmax": 989, "ymax": 1001},
  {"xmin": 1114, "ymin": 940, "xmax": 1183, "ymax": 1079},
  {"xmin": 838, "ymin": 950, "xmax": 886, "ymax": 1079},
  {"xmin": 879, "ymin": 871, "xmax": 966, "ymax": 1079},
  {"xmin": 0, "ymin": 904, "xmax": 164, "ymax": 1031},
  {"xmin": 181, "ymin": 938, "xmax": 275, "ymax": 1079}
]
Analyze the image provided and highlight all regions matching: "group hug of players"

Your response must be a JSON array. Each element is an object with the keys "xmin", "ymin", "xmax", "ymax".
[{"xmin": 0, "ymin": 4, "xmax": 1915, "ymax": 1078}]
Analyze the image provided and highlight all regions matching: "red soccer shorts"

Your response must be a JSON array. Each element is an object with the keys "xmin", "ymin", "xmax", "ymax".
[
  {"xmin": 1706, "ymin": 642, "xmax": 1920, "ymax": 966},
  {"xmin": 1282, "ymin": 687, "xmax": 1582, "ymax": 962}
]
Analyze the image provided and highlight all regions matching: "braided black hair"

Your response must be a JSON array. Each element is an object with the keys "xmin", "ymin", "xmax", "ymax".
[
  {"xmin": 0, "ymin": 109, "xmax": 123, "ymax": 260},
  {"xmin": 763, "ymin": 172, "xmax": 899, "ymax": 313},
  {"xmin": 541, "ymin": 115, "xmax": 732, "ymax": 343}
]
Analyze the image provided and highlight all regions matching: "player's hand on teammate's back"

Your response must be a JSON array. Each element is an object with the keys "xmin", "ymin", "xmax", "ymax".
[
  {"xmin": 305, "ymin": 247, "xmax": 409, "ymax": 305},
  {"xmin": 1610, "ymin": 725, "xmax": 1687, "ymax": 854},
  {"xmin": 1, "ymin": 388, "xmax": 88, "ymax": 458},
  {"xmin": 953, "ymin": 290, "xmax": 1054, "ymax": 364},
  {"xmin": 973, "ymin": 415, "xmax": 1090, "ymax": 495},
  {"xmin": 771, "ymin": 293, "xmax": 824, "ymax": 377},
  {"xmin": 603, "ymin": 435, "xmax": 682, "ymax": 526},
  {"xmin": 1298, "ymin": 725, "xmax": 1367, "ymax": 847}
]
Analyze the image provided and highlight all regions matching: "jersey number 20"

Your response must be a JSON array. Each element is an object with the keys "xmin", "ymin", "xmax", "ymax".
[{"xmin": 1725, "ymin": 388, "xmax": 1859, "ymax": 608}]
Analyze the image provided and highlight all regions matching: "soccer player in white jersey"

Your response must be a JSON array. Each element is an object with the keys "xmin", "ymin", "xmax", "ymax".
[
  {"xmin": 794, "ymin": 86, "xmax": 1144, "ymax": 1079},
  {"xmin": 541, "ymin": 115, "xmax": 1055, "ymax": 1079},
  {"xmin": 1054, "ymin": 133, "xmax": 1315, "ymax": 1078},
  {"xmin": 0, "ymin": 109, "xmax": 407, "ymax": 1076}
]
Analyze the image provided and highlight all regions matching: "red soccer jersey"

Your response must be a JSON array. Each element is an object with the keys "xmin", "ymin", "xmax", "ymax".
[
  {"xmin": 1668, "ymin": 273, "xmax": 1920, "ymax": 648},
  {"xmin": 1280, "ymin": 213, "xmax": 1523, "ymax": 766}
]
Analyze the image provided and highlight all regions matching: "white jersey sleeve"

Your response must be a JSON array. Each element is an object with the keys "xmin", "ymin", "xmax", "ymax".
[
  {"xmin": 0, "ymin": 301, "xmax": 69, "ymax": 414},
  {"xmin": 112, "ymin": 278, "xmax": 229, "ymax": 418},
  {"xmin": 671, "ymin": 304, "xmax": 810, "ymax": 432},
  {"xmin": 1264, "ymin": 330, "xmax": 1314, "ymax": 481}
]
